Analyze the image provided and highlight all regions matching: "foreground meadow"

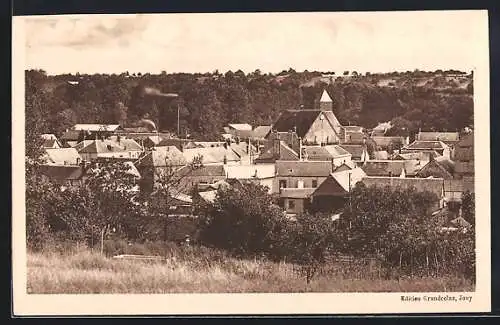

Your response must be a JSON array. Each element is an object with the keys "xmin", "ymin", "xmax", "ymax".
[{"xmin": 27, "ymin": 246, "xmax": 474, "ymax": 294}]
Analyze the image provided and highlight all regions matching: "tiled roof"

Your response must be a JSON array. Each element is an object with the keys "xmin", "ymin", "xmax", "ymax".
[
  {"xmin": 110, "ymin": 138, "xmax": 143, "ymax": 151},
  {"xmin": 313, "ymin": 168, "xmax": 366, "ymax": 196},
  {"xmin": 404, "ymin": 140, "xmax": 449, "ymax": 151},
  {"xmin": 332, "ymin": 168, "xmax": 367, "ymax": 192},
  {"xmin": 252, "ymin": 126, "xmax": 272, "ymax": 139},
  {"xmin": 302, "ymin": 145, "xmax": 350, "ymax": 161},
  {"xmin": 229, "ymin": 142, "xmax": 257, "ymax": 158},
  {"xmin": 74, "ymin": 140, "xmax": 124, "ymax": 154},
  {"xmin": 182, "ymin": 147, "xmax": 241, "ymax": 165},
  {"xmin": 44, "ymin": 148, "xmax": 82, "ymax": 165},
  {"xmin": 361, "ymin": 176, "xmax": 444, "ymax": 198},
  {"xmin": 361, "ymin": 159, "xmax": 422, "ymax": 177},
  {"xmin": 416, "ymin": 159, "xmax": 454, "ymax": 179},
  {"xmin": 135, "ymin": 146, "xmax": 187, "ymax": 167},
  {"xmin": 72, "ymin": 124, "xmax": 121, "ymax": 132},
  {"xmin": 279, "ymin": 188, "xmax": 316, "ymax": 199},
  {"xmin": 344, "ymin": 131, "xmax": 366, "ymax": 144},
  {"xmin": 417, "ymin": 132, "xmax": 459, "ymax": 142},
  {"xmin": 254, "ymin": 141, "xmax": 299, "ymax": 163},
  {"xmin": 177, "ymin": 164, "xmax": 226, "ymax": 177},
  {"xmin": 60, "ymin": 130, "xmax": 81, "ymax": 141},
  {"xmin": 276, "ymin": 160, "xmax": 332, "ymax": 177},
  {"xmin": 228, "ymin": 123, "xmax": 252, "ymax": 131},
  {"xmin": 338, "ymin": 144, "xmax": 367, "ymax": 160},
  {"xmin": 371, "ymin": 136, "xmax": 407, "ymax": 148},
  {"xmin": 393, "ymin": 151, "xmax": 439, "ymax": 161},
  {"xmin": 272, "ymin": 110, "xmax": 342, "ymax": 138},
  {"xmin": 224, "ymin": 164, "xmax": 275, "ymax": 179}
]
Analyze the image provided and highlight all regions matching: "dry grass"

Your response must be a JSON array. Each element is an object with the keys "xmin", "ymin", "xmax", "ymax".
[{"xmin": 27, "ymin": 247, "xmax": 474, "ymax": 294}]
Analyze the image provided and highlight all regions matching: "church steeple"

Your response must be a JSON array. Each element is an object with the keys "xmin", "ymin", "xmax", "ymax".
[{"xmin": 319, "ymin": 89, "xmax": 333, "ymax": 111}]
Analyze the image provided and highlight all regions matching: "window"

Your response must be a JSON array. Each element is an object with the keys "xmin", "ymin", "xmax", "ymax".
[
  {"xmin": 288, "ymin": 200, "xmax": 295, "ymax": 210},
  {"xmin": 279, "ymin": 180, "xmax": 287, "ymax": 188},
  {"xmin": 312, "ymin": 180, "xmax": 318, "ymax": 188}
]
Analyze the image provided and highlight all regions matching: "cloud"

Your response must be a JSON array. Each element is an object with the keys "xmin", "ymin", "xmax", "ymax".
[
  {"xmin": 25, "ymin": 14, "xmax": 149, "ymax": 49},
  {"xmin": 22, "ymin": 11, "xmax": 486, "ymax": 75}
]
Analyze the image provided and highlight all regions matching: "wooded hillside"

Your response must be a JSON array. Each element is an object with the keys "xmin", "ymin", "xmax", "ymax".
[{"xmin": 25, "ymin": 69, "xmax": 473, "ymax": 142}]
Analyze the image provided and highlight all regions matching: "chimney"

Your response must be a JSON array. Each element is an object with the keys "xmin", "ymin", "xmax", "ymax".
[{"xmin": 299, "ymin": 137, "xmax": 303, "ymax": 160}]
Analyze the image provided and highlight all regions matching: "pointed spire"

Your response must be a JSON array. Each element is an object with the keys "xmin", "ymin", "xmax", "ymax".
[{"xmin": 320, "ymin": 89, "xmax": 333, "ymax": 103}]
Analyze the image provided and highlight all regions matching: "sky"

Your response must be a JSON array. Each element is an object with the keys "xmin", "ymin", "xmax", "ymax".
[{"xmin": 20, "ymin": 10, "xmax": 488, "ymax": 75}]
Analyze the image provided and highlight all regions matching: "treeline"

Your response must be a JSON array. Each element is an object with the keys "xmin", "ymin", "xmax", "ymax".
[
  {"xmin": 27, "ymin": 160, "xmax": 475, "ymax": 281},
  {"xmin": 25, "ymin": 68, "xmax": 473, "ymax": 143}
]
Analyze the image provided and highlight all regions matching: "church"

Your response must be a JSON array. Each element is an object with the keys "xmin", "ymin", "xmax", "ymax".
[{"xmin": 266, "ymin": 89, "xmax": 363, "ymax": 146}]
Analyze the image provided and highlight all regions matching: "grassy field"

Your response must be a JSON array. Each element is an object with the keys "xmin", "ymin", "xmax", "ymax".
[{"xmin": 27, "ymin": 246, "xmax": 474, "ymax": 294}]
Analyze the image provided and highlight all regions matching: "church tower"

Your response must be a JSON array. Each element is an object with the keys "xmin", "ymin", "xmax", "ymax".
[{"xmin": 319, "ymin": 89, "xmax": 333, "ymax": 111}]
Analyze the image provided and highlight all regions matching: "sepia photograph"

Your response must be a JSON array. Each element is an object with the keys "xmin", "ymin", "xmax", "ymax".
[{"xmin": 12, "ymin": 10, "xmax": 490, "ymax": 315}]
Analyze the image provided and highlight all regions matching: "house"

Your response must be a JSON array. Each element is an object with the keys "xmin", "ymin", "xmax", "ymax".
[
  {"xmin": 416, "ymin": 131, "xmax": 460, "ymax": 146},
  {"xmin": 454, "ymin": 132, "xmax": 474, "ymax": 179},
  {"xmin": 443, "ymin": 179, "xmax": 465, "ymax": 203},
  {"xmin": 274, "ymin": 160, "xmax": 333, "ymax": 193},
  {"xmin": 301, "ymin": 145, "xmax": 352, "ymax": 166},
  {"xmin": 228, "ymin": 142, "xmax": 258, "ymax": 164},
  {"xmin": 194, "ymin": 141, "xmax": 226, "ymax": 148},
  {"xmin": 360, "ymin": 159, "xmax": 422, "ymax": 177},
  {"xmin": 38, "ymin": 164, "xmax": 87, "ymax": 187},
  {"xmin": 41, "ymin": 134, "xmax": 62, "ymax": 149},
  {"xmin": 392, "ymin": 151, "xmax": 439, "ymax": 163},
  {"xmin": 60, "ymin": 130, "xmax": 82, "ymax": 147},
  {"xmin": 74, "ymin": 139, "xmax": 142, "ymax": 161},
  {"xmin": 265, "ymin": 130, "xmax": 301, "ymax": 153},
  {"xmin": 134, "ymin": 146, "xmax": 187, "ymax": 192},
  {"xmin": 251, "ymin": 125, "xmax": 272, "ymax": 140},
  {"xmin": 338, "ymin": 144, "xmax": 370, "ymax": 163},
  {"xmin": 182, "ymin": 147, "xmax": 241, "ymax": 165},
  {"xmin": 43, "ymin": 148, "xmax": 82, "ymax": 165},
  {"xmin": 72, "ymin": 124, "xmax": 123, "ymax": 134},
  {"xmin": 223, "ymin": 164, "xmax": 276, "ymax": 193},
  {"xmin": 371, "ymin": 136, "xmax": 410, "ymax": 150},
  {"xmin": 416, "ymin": 156, "xmax": 455, "ymax": 179},
  {"xmin": 278, "ymin": 188, "xmax": 316, "ymax": 215},
  {"xmin": 254, "ymin": 140, "xmax": 299, "ymax": 164},
  {"xmin": 175, "ymin": 165, "xmax": 227, "ymax": 194},
  {"xmin": 227, "ymin": 123, "xmax": 253, "ymax": 131},
  {"xmin": 373, "ymin": 150, "xmax": 389, "ymax": 160},
  {"xmin": 141, "ymin": 135, "xmax": 164, "ymax": 148},
  {"xmin": 149, "ymin": 189, "xmax": 193, "ymax": 217},
  {"xmin": 361, "ymin": 176, "xmax": 446, "ymax": 211},
  {"xmin": 268, "ymin": 96, "xmax": 344, "ymax": 145},
  {"xmin": 342, "ymin": 127, "xmax": 366, "ymax": 144},
  {"xmin": 402, "ymin": 140, "xmax": 451, "ymax": 159},
  {"xmin": 158, "ymin": 138, "xmax": 196, "ymax": 151},
  {"xmin": 311, "ymin": 167, "xmax": 367, "ymax": 212}
]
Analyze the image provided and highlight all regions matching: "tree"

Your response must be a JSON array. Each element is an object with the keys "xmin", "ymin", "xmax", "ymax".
[
  {"xmin": 52, "ymin": 162, "xmax": 142, "ymax": 249},
  {"xmin": 197, "ymin": 181, "xmax": 285, "ymax": 256},
  {"xmin": 461, "ymin": 190, "xmax": 475, "ymax": 225},
  {"xmin": 280, "ymin": 213, "xmax": 340, "ymax": 284},
  {"xmin": 142, "ymin": 155, "xmax": 204, "ymax": 241}
]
